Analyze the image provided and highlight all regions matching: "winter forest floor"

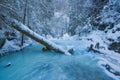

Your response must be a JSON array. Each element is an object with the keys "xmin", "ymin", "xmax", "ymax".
[{"xmin": 0, "ymin": 33, "xmax": 120, "ymax": 80}]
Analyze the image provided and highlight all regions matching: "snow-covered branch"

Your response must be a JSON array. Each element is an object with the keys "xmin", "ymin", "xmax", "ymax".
[{"xmin": 0, "ymin": 14, "xmax": 71, "ymax": 55}]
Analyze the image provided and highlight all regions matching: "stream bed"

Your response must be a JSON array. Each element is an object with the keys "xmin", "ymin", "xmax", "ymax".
[{"xmin": 0, "ymin": 41, "xmax": 114, "ymax": 80}]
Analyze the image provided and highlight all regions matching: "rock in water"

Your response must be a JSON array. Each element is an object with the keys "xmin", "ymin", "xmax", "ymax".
[{"xmin": 5, "ymin": 62, "xmax": 11, "ymax": 67}]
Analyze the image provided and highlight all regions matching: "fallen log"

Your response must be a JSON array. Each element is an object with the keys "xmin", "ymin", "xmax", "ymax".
[
  {"xmin": 0, "ymin": 14, "xmax": 71, "ymax": 55},
  {"xmin": 88, "ymin": 44, "xmax": 104, "ymax": 54},
  {"xmin": 102, "ymin": 64, "xmax": 120, "ymax": 76}
]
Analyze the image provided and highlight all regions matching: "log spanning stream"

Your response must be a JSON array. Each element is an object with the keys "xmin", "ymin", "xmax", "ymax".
[{"xmin": 0, "ymin": 40, "xmax": 114, "ymax": 80}]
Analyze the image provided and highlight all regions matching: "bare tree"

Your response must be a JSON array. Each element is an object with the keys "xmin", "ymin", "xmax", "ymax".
[{"xmin": 21, "ymin": 0, "xmax": 28, "ymax": 46}]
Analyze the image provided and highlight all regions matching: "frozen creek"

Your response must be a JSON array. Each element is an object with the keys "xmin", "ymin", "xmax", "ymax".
[{"xmin": 0, "ymin": 40, "xmax": 115, "ymax": 80}]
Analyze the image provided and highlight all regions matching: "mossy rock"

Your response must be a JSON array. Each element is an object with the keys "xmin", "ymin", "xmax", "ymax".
[{"xmin": 0, "ymin": 38, "xmax": 6, "ymax": 49}]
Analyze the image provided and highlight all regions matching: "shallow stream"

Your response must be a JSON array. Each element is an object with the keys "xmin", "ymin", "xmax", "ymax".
[{"xmin": 0, "ymin": 40, "xmax": 114, "ymax": 80}]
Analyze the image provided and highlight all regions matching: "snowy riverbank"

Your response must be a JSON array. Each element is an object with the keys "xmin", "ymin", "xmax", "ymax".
[
  {"xmin": 0, "ymin": 33, "xmax": 120, "ymax": 80},
  {"xmin": 0, "ymin": 39, "xmax": 32, "ymax": 57},
  {"xmin": 50, "ymin": 33, "xmax": 120, "ymax": 80}
]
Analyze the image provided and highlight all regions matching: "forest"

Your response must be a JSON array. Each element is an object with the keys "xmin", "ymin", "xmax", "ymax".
[{"xmin": 0, "ymin": 0, "xmax": 120, "ymax": 80}]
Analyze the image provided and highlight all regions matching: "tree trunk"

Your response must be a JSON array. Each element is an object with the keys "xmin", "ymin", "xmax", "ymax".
[
  {"xmin": 21, "ymin": 0, "xmax": 28, "ymax": 46},
  {"xmin": 0, "ymin": 14, "xmax": 72, "ymax": 55}
]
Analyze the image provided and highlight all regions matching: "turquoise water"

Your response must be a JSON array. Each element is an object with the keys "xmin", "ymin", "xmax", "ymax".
[{"xmin": 0, "ymin": 42, "xmax": 114, "ymax": 80}]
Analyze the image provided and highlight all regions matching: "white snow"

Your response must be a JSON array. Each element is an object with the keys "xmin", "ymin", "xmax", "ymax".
[
  {"xmin": 54, "ymin": 12, "xmax": 62, "ymax": 18},
  {"xmin": 1, "ymin": 8, "xmax": 120, "ymax": 79},
  {"xmin": 11, "ymin": 19, "xmax": 72, "ymax": 55},
  {"xmin": 55, "ymin": 30, "xmax": 120, "ymax": 80},
  {"xmin": 0, "ymin": 39, "xmax": 32, "ymax": 56},
  {"xmin": 1, "ymin": 28, "xmax": 120, "ymax": 79}
]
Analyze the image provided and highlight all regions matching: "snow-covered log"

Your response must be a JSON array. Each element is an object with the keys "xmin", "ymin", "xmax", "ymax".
[{"xmin": 0, "ymin": 14, "xmax": 71, "ymax": 55}]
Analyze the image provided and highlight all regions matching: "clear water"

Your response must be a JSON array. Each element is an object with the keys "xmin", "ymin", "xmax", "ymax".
[{"xmin": 0, "ymin": 42, "xmax": 114, "ymax": 80}]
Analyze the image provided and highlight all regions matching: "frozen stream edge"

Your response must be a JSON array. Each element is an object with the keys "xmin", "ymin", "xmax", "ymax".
[{"xmin": 0, "ymin": 34, "xmax": 120, "ymax": 80}]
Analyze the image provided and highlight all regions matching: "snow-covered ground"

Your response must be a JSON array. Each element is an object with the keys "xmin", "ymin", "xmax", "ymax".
[
  {"xmin": 85, "ymin": 31, "xmax": 120, "ymax": 80},
  {"xmin": 49, "ymin": 33, "xmax": 120, "ymax": 80},
  {"xmin": 0, "ymin": 31, "xmax": 120, "ymax": 79},
  {"xmin": 0, "ymin": 39, "xmax": 32, "ymax": 56}
]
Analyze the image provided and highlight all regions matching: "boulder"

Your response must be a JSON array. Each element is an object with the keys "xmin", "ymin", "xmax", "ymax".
[{"xmin": 109, "ymin": 42, "xmax": 120, "ymax": 53}]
